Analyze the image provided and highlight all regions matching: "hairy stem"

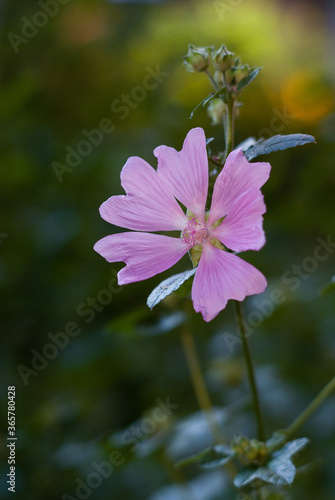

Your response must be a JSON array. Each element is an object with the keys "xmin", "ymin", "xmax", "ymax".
[
  {"xmin": 205, "ymin": 69, "xmax": 220, "ymax": 92},
  {"xmin": 234, "ymin": 301, "xmax": 266, "ymax": 441},
  {"xmin": 224, "ymin": 98, "xmax": 235, "ymax": 160},
  {"xmin": 284, "ymin": 375, "xmax": 335, "ymax": 439}
]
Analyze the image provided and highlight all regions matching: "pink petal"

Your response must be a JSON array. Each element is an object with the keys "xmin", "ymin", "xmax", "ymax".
[
  {"xmin": 211, "ymin": 189, "xmax": 266, "ymax": 252},
  {"xmin": 100, "ymin": 156, "xmax": 188, "ymax": 232},
  {"xmin": 94, "ymin": 232, "xmax": 191, "ymax": 285},
  {"xmin": 208, "ymin": 149, "xmax": 271, "ymax": 227},
  {"xmin": 192, "ymin": 243, "xmax": 267, "ymax": 322},
  {"xmin": 154, "ymin": 128, "xmax": 208, "ymax": 221}
]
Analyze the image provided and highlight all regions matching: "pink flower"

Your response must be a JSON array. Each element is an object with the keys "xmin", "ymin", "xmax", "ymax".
[{"xmin": 94, "ymin": 128, "xmax": 271, "ymax": 322}]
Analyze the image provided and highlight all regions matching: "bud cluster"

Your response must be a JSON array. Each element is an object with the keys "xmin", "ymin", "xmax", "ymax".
[
  {"xmin": 183, "ymin": 44, "xmax": 260, "ymax": 125},
  {"xmin": 231, "ymin": 435, "xmax": 268, "ymax": 466}
]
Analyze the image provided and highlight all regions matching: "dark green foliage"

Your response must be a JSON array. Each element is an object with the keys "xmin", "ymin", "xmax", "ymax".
[{"xmin": 1, "ymin": 1, "xmax": 335, "ymax": 500}]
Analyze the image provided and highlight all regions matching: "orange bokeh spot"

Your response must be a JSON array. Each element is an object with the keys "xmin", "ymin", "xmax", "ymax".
[
  {"xmin": 58, "ymin": 5, "xmax": 108, "ymax": 45},
  {"xmin": 281, "ymin": 71, "xmax": 334, "ymax": 123}
]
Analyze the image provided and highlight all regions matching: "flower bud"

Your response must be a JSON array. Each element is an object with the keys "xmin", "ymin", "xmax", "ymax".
[
  {"xmin": 207, "ymin": 98, "xmax": 226, "ymax": 125},
  {"xmin": 234, "ymin": 64, "xmax": 252, "ymax": 83},
  {"xmin": 225, "ymin": 68, "xmax": 236, "ymax": 86},
  {"xmin": 232, "ymin": 435, "xmax": 268, "ymax": 466},
  {"xmin": 214, "ymin": 70, "xmax": 225, "ymax": 86},
  {"xmin": 212, "ymin": 44, "xmax": 235, "ymax": 72},
  {"xmin": 183, "ymin": 45, "xmax": 211, "ymax": 73}
]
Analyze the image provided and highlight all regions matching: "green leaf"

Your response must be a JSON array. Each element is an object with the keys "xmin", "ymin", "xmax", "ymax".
[
  {"xmin": 319, "ymin": 275, "xmax": 335, "ymax": 297},
  {"xmin": 174, "ymin": 273, "xmax": 195, "ymax": 297},
  {"xmin": 175, "ymin": 448, "xmax": 210, "ymax": 468},
  {"xmin": 189, "ymin": 88, "xmax": 229, "ymax": 118},
  {"xmin": 234, "ymin": 438, "xmax": 309, "ymax": 488},
  {"xmin": 199, "ymin": 444, "xmax": 235, "ymax": 469},
  {"xmin": 236, "ymin": 67, "xmax": 261, "ymax": 92},
  {"xmin": 175, "ymin": 444, "xmax": 235, "ymax": 469},
  {"xmin": 265, "ymin": 431, "xmax": 287, "ymax": 452},
  {"xmin": 275, "ymin": 437, "xmax": 309, "ymax": 460},
  {"xmin": 147, "ymin": 269, "xmax": 196, "ymax": 309},
  {"xmin": 234, "ymin": 466, "xmax": 288, "ymax": 488},
  {"xmin": 244, "ymin": 134, "xmax": 315, "ymax": 160}
]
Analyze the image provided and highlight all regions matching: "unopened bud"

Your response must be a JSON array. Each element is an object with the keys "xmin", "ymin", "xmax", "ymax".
[
  {"xmin": 214, "ymin": 70, "xmax": 225, "ymax": 86},
  {"xmin": 234, "ymin": 64, "xmax": 252, "ymax": 83},
  {"xmin": 225, "ymin": 68, "xmax": 236, "ymax": 86},
  {"xmin": 183, "ymin": 45, "xmax": 211, "ymax": 73},
  {"xmin": 212, "ymin": 44, "xmax": 235, "ymax": 71}
]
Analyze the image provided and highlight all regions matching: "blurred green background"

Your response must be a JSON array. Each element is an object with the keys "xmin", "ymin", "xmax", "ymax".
[{"xmin": 1, "ymin": 0, "xmax": 335, "ymax": 498}]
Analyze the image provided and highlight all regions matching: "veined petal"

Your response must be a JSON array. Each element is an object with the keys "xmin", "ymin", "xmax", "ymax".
[
  {"xmin": 100, "ymin": 156, "xmax": 188, "ymax": 232},
  {"xmin": 211, "ymin": 189, "xmax": 266, "ymax": 252},
  {"xmin": 154, "ymin": 128, "xmax": 208, "ymax": 221},
  {"xmin": 208, "ymin": 149, "xmax": 270, "ymax": 226},
  {"xmin": 94, "ymin": 232, "xmax": 191, "ymax": 285},
  {"xmin": 192, "ymin": 244, "xmax": 267, "ymax": 322}
]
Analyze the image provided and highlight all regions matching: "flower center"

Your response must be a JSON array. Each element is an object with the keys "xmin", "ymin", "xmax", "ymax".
[{"xmin": 182, "ymin": 218, "xmax": 209, "ymax": 246}]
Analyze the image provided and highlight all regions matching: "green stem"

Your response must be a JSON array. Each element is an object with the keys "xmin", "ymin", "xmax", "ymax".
[
  {"xmin": 254, "ymin": 487, "xmax": 263, "ymax": 500},
  {"xmin": 234, "ymin": 301, "xmax": 266, "ymax": 442},
  {"xmin": 181, "ymin": 328, "xmax": 224, "ymax": 444},
  {"xmin": 223, "ymin": 98, "xmax": 235, "ymax": 160},
  {"xmin": 159, "ymin": 450, "xmax": 197, "ymax": 500},
  {"xmin": 283, "ymin": 375, "xmax": 335, "ymax": 439},
  {"xmin": 205, "ymin": 69, "xmax": 220, "ymax": 92}
]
